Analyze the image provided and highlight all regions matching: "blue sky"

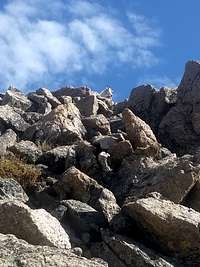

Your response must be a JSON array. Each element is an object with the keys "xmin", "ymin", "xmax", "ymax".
[{"xmin": 0, "ymin": 0, "xmax": 199, "ymax": 101}]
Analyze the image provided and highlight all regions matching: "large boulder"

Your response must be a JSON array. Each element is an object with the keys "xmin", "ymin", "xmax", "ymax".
[
  {"xmin": 36, "ymin": 87, "xmax": 61, "ymax": 108},
  {"xmin": 60, "ymin": 167, "xmax": 120, "ymax": 222},
  {"xmin": 122, "ymin": 108, "xmax": 160, "ymax": 156},
  {"xmin": 0, "ymin": 200, "xmax": 71, "ymax": 249},
  {"xmin": 2, "ymin": 87, "xmax": 32, "ymax": 111},
  {"xmin": 23, "ymin": 104, "xmax": 86, "ymax": 145},
  {"xmin": 9, "ymin": 140, "xmax": 42, "ymax": 163},
  {"xmin": 92, "ymin": 230, "xmax": 174, "ymax": 267},
  {"xmin": 0, "ymin": 105, "xmax": 29, "ymax": 134},
  {"xmin": 0, "ymin": 129, "xmax": 17, "ymax": 155},
  {"xmin": 28, "ymin": 92, "xmax": 52, "ymax": 114},
  {"xmin": 53, "ymin": 86, "xmax": 93, "ymax": 98},
  {"xmin": 158, "ymin": 61, "xmax": 200, "ymax": 154},
  {"xmin": 74, "ymin": 95, "xmax": 99, "ymax": 117},
  {"xmin": 38, "ymin": 145, "xmax": 76, "ymax": 173},
  {"xmin": 0, "ymin": 178, "xmax": 28, "ymax": 202},
  {"xmin": 0, "ymin": 233, "xmax": 108, "ymax": 267},
  {"xmin": 124, "ymin": 196, "xmax": 200, "ymax": 262},
  {"xmin": 83, "ymin": 114, "xmax": 111, "ymax": 138},
  {"xmin": 112, "ymin": 153, "xmax": 200, "ymax": 205}
]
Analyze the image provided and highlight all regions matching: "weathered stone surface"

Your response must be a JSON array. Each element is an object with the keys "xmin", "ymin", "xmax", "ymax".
[
  {"xmin": 22, "ymin": 111, "xmax": 43, "ymax": 124},
  {"xmin": 36, "ymin": 87, "xmax": 61, "ymax": 108},
  {"xmin": 62, "ymin": 199, "xmax": 105, "ymax": 234},
  {"xmin": 124, "ymin": 196, "xmax": 200, "ymax": 261},
  {"xmin": 0, "ymin": 105, "xmax": 29, "ymax": 133},
  {"xmin": 122, "ymin": 108, "xmax": 160, "ymax": 156},
  {"xmin": 28, "ymin": 93, "xmax": 52, "ymax": 114},
  {"xmin": 2, "ymin": 87, "xmax": 32, "ymax": 111},
  {"xmin": 109, "ymin": 140, "xmax": 133, "ymax": 164},
  {"xmin": 128, "ymin": 85, "xmax": 177, "ymax": 133},
  {"xmin": 98, "ymin": 152, "xmax": 112, "ymax": 173},
  {"xmin": 24, "ymin": 104, "xmax": 86, "ymax": 145},
  {"xmin": 74, "ymin": 95, "xmax": 99, "ymax": 117},
  {"xmin": 95, "ymin": 230, "xmax": 174, "ymax": 267},
  {"xmin": 83, "ymin": 114, "xmax": 111, "ymax": 138},
  {"xmin": 74, "ymin": 141, "xmax": 98, "ymax": 176},
  {"xmin": 61, "ymin": 167, "xmax": 120, "ymax": 222},
  {"xmin": 158, "ymin": 61, "xmax": 200, "ymax": 154},
  {"xmin": 97, "ymin": 99, "xmax": 113, "ymax": 117},
  {"xmin": 0, "ymin": 178, "xmax": 28, "ymax": 202},
  {"xmin": 0, "ymin": 129, "xmax": 17, "ymax": 155},
  {"xmin": 92, "ymin": 135, "xmax": 118, "ymax": 151},
  {"xmin": 0, "ymin": 233, "xmax": 108, "ymax": 267},
  {"xmin": 0, "ymin": 200, "xmax": 71, "ymax": 249},
  {"xmin": 9, "ymin": 140, "xmax": 42, "ymax": 163},
  {"xmin": 113, "ymin": 154, "xmax": 199, "ymax": 205},
  {"xmin": 53, "ymin": 86, "xmax": 93, "ymax": 98},
  {"xmin": 39, "ymin": 145, "xmax": 76, "ymax": 173}
]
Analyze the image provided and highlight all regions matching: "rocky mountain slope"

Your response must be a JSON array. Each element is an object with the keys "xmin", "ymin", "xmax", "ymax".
[{"xmin": 1, "ymin": 60, "xmax": 200, "ymax": 266}]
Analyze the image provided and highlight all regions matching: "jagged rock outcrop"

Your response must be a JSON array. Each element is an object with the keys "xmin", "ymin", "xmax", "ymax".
[
  {"xmin": 0, "ymin": 233, "xmax": 108, "ymax": 267},
  {"xmin": 124, "ymin": 196, "xmax": 200, "ymax": 263},
  {"xmin": 0, "ymin": 129, "xmax": 17, "ymax": 155},
  {"xmin": 0, "ymin": 178, "xmax": 28, "ymax": 202},
  {"xmin": 122, "ymin": 108, "xmax": 160, "ymax": 156},
  {"xmin": 60, "ymin": 167, "xmax": 120, "ymax": 222},
  {"xmin": 24, "ymin": 104, "xmax": 86, "ymax": 145},
  {"xmin": 0, "ymin": 200, "xmax": 71, "ymax": 249}
]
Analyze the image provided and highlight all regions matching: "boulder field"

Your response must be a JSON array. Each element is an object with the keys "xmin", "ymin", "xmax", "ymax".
[{"xmin": 1, "ymin": 61, "xmax": 200, "ymax": 266}]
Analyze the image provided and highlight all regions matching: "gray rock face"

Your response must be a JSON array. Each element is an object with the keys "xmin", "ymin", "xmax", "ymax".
[
  {"xmin": 9, "ymin": 140, "xmax": 42, "ymax": 163},
  {"xmin": 83, "ymin": 114, "xmax": 111, "ymax": 138},
  {"xmin": 0, "ymin": 178, "xmax": 28, "ymax": 202},
  {"xmin": 0, "ymin": 129, "xmax": 17, "ymax": 155},
  {"xmin": 53, "ymin": 86, "xmax": 93, "ymax": 98},
  {"xmin": 113, "ymin": 154, "xmax": 199, "ymax": 205},
  {"xmin": 61, "ymin": 167, "xmax": 120, "ymax": 222},
  {"xmin": 94, "ymin": 230, "xmax": 174, "ymax": 267},
  {"xmin": 0, "ymin": 233, "xmax": 108, "ymax": 267},
  {"xmin": 0, "ymin": 105, "xmax": 29, "ymax": 133},
  {"xmin": 124, "ymin": 196, "xmax": 200, "ymax": 262},
  {"xmin": 0, "ymin": 200, "xmax": 71, "ymax": 249},
  {"xmin": 24, "ymin": 104, "xmax": 86, "ymax": 145},
  {"xmin": 128, "ymin": 85, "xmax": 177, "ymax": 132},
  {"xmin": 39, "ymin": 145, "xmax": 76, "ymax": 173},
  {"xmin": 122, "ymin": 108, "xmax": 160, "ymax": 156},
  {"xmin": 28, "ymin": 92, "xmax": 52, "ymax": 114},
  {"xmin": 2, "ymin": 87, "xmax": 32, "ymax": 111},
  {"xmin": 36, "ymin": 87, "xmax": 61, "ymax": 108},
  {"xmin": 74, "ymin": 95, "xmax": 99, "ymax": 117},
  {"xmin": 62, "ymin": 199, "xmax": 105, "ymax": 234},
  {"xmin": 158, "ymin": 61, "xmax": 200, "ymax": 154}
]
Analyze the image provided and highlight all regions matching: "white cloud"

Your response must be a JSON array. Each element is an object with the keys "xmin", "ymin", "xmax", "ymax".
[
  {"xmin": 137, "ymin": 75, "xmax": 180, "ymax": 89},
  {"xmin": 0, "ymin": 0, "xmax": 161, "ymax": 90}
]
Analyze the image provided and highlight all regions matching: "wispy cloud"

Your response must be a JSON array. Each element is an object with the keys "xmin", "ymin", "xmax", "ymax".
[
  {"xmin": 137, "ymin": 75, "xmax": 180, "ymax": 89},
  {"xmin": 0, "ymin": 0, "xmax": 161, "ymax": 90}
]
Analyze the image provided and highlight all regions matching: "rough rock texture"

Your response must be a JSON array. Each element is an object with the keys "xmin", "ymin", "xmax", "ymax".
[
  {"xmin": 0, "ymin": 105, "xmax": 29, "ymax": 133},
  {"xmin": 0, "ymin": 200, "xmax": 71, "ymax": 249},
  {"xmin": 122, "ymin": 108, "xmax": 160, "ymax": 156},
  {"xmin": 83, "ymin": 114, "xmax": 111, "ymax": 138},
  {"xmin": 36, "ymin": 87, "xmax": 61, "ymax": 108},
  {"xmin": 124, "ymin": 196, "xmax": 200, "ymax": 262},
  {"xmin": 0, "ymin": 233, "xmax": 108, "ymax": 267},
  {"xmin": 158, "ymin": 61, "xmax": 200, "ymax": 154},
  {"xmin": 0, "ymin": 178, "xmax": 28, "ymax": 202},
  {"xmin": 93, "ymin": 230, "xmax": 174, "ymax": 267},
  {"xmin": 60, "ymin": 167, "xmax": 120, "ymax": 222},
  {"xmin": 39, "ymin": 145, "xmax": 76, "ymax": 173},
  {"xmin": 74, "ymin": 95, "xmax": 99, "ymax": 117},
  {"xmin": 9, "ymin": 140, "xmax": 42, "ymax": 163},
  {"xmin": 2, "ymin": 87, "xmax": 32, "ymax": 111},
  {"xmin": 0, "ymin": 129, "xmax": 17, "ymax": 155},
  {"xmin": 24, "ymin": 104, "xmax": 86, "ymax": 145},
  {"xmin": 112, "ymin": 154, "xmax": 200, "ymax": 204}
]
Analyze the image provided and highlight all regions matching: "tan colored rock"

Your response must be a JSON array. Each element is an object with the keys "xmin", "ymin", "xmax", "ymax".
[
  {"xmin": 24, "ymin": 103, "xmax": 86, "ymax": 145},
  {"xmin": 61, "ymin": 167, "xmax": 120, "ymax": 222},
  {"xmin": 122, "ymin": 108, "xmax": 160, "ymax": 156},
  {"xmin": 124, "ymin": 196, "xmax": 200, "ymax": 261},
  {"xmin": 0, "ymin": 233, "xmax": 108, "ymax": 267},
  {"xmin": 0, "ymin": 200, "xmax": 71, "ymax": 249}
]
